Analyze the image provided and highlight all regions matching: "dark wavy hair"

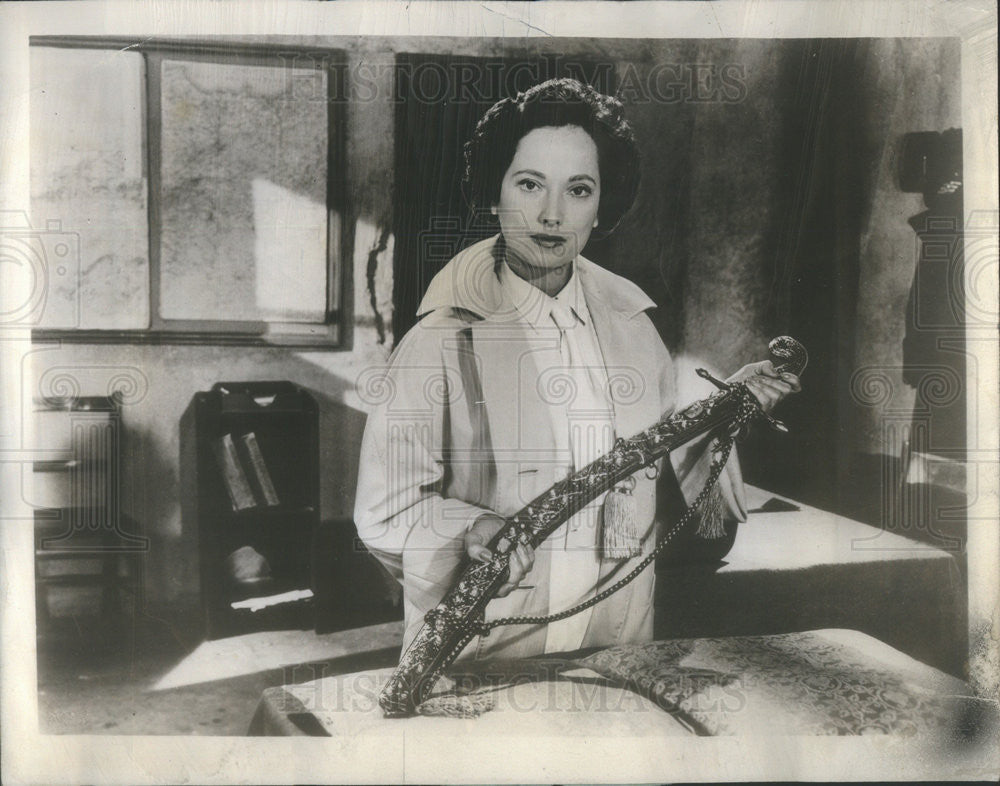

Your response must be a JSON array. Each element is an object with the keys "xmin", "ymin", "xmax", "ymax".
[{"xmin": 463, "ymin": 78, "xmax": 641, "ymax": 238}]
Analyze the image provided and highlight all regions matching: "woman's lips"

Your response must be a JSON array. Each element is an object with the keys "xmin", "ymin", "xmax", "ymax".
[{"xmin": 530, "ymin": 234, "xmax": 567, "ymax": 250}]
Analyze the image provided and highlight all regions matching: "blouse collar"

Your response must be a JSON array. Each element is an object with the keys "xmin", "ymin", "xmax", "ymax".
[{"xmin": 498, "ymin": 256, "xmax": 588, "ymax": 331}]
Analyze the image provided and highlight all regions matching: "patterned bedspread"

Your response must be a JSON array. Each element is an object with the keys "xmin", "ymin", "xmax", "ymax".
[
  {"xmin": 577, "ymin": 629, "xmax": 979, "ymax": 736},
  {"xmin": 249, "ymin": 628, "xmax": 993, "ymax": 738}
]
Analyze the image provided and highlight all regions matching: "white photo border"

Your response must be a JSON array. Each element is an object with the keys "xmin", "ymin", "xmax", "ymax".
[{"xmin": 1, "ymin": 1, "xmax": 996, "ymax": 783}]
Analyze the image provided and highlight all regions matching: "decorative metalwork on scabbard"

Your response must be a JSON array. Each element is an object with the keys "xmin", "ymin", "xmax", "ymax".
[{"xmin": 378, "ymin": 336, "xmax": 808, "ymax": 717}]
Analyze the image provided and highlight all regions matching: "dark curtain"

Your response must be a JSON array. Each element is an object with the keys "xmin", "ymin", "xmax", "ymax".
[{"xmin": 739, "ymin": 40, "xmax": 873, "ymax": 513}]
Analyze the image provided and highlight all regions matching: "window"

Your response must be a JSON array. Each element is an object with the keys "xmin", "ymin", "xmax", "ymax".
[{"xmin": 28, "ymin": 39, "xmax": 347, "ymax": 347}]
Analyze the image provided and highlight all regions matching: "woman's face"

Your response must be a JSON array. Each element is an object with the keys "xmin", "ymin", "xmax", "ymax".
[{"xmin": 494, "ymin": 125, "xmax": 601, "ymax": 275}]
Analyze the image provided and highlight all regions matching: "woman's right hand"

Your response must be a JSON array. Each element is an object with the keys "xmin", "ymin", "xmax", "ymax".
[{"xmin": 464, "ymin": 513, "xmax": 536, "ymax": 598}]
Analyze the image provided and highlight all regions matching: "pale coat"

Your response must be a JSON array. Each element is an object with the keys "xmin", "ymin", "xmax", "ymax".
[{"xmin": 354, "ymin": 235, "xmax": 746, "ymax": 659}]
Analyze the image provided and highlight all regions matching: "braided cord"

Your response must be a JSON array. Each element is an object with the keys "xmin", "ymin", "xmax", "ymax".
[
  {"xmin": 469, "ymin": 384, "xmax": 764, "ymax": 637},
  {"xmin": 474, "ymin": 434, "xmax": 736, "ymax": 636}
]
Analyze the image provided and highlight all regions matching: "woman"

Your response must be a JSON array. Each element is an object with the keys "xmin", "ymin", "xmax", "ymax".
[{"xmin": 355, "ymin": 78, "xmax": 799, "ymax": 660}]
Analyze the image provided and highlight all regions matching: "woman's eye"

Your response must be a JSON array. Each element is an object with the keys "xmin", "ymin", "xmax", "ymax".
[
  {"xmin": 569, "ymin": 185, "xmax": 593, "ymax": 198},
  {"xmin": 517, "ymin": 178, "xmax": 541, "ymax": 192}
]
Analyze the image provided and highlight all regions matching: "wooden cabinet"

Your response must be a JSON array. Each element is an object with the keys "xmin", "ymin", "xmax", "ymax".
[{"xmin": 181, "ymin": 382, "xmax": 319, "ymax": 639}]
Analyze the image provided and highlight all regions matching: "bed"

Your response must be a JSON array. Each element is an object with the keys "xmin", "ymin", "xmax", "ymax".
[{"xmin": 249, "ymin": 628, "xmax": 994, "ymax": 738}]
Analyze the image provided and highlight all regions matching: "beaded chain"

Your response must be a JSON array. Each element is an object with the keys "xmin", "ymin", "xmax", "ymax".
[{"xmin": 467, "ymin": 384, "xmax": 759, "ymax": 637}]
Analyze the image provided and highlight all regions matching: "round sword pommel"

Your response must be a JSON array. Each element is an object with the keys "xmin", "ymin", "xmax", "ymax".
[{"xmin": 768, "ymin": 336, "xmax": 808, "ymax": 377}]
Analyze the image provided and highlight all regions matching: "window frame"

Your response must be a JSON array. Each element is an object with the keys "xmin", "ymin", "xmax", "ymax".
[{"xmin": 29, "ymin": 37, "xmax": 350, "ymax": 349}]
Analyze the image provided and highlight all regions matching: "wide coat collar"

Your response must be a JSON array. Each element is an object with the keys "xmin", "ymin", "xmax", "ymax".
[{"xmin": 417, "ymin": 235, "xmax": 655, "ymax": 321}]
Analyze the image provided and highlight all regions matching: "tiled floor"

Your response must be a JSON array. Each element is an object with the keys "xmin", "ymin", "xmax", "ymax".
[{"xmin": 35, "ymin": 613, "xmax": 403, "ymax": 735}]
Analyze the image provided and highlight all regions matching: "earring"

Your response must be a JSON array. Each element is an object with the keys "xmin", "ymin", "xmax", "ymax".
[{"xmin": 593, "ymin": 218, "xmax": 599, "ymax": 228}]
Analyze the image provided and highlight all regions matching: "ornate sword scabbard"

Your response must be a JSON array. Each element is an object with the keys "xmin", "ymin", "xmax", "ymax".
[{"xmin": 379, "ymin": 336, "xmax": 807, "ymax": 717}]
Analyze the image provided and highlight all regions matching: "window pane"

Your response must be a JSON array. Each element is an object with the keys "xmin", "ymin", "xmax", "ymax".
[
  {"xmin": 159, "ymin": 59, "xmax": 329, "ymax": 323},
  {"xmin": 30, "ymin": 47, "xmax": 150, "ymax": 329}
]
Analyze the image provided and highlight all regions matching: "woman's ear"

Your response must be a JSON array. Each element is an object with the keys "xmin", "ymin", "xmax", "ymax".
[
  {"xmin": 490, "ymin": 205, "xmax": 498, "ymax": 216},
  {"xmin": 592, "ymin": 217, "xmax": 599, "ymax": 228}
]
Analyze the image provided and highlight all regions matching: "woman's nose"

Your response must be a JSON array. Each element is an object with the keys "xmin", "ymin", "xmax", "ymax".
[{"xmin": 538, "ymin": 193, "xmax": 564, "ymax": 227}]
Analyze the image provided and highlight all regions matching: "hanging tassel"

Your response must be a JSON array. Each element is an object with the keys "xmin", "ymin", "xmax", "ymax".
[
  {"xmin": 602, "ymin": 483, "xmax": 641, "ymax": 559},
  {"xmin": 694, "ymin": 482, "xmax": 727, "ymax": 539}
]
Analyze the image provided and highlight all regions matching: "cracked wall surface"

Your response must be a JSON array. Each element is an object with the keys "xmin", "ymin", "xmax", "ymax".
[{"xmin": 159, "ymin": 59, "xmax": 329, "ymax": 323}]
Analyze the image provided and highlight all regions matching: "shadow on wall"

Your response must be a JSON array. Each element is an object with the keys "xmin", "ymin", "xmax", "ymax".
[
  {"xmin": 302, "ymin": 382, "xmax": 369, "ymax": 520},
  {"xmin": 120, "ymin": 419, "xmax": 181, "ymax": 605}
]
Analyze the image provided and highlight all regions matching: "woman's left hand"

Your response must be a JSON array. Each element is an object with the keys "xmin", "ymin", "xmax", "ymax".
[{"xmin": 725, "ymin": 360, "xmax": 801, "ymax": 414}]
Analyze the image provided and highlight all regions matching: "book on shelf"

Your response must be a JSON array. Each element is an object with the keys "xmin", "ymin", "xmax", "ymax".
[
  {"xmin": 211, "ymin": 434, "xmax": 256, "ymax": 511},
  {"xmin": 239, "ymin": 432, "xmax": 281, "ymax": 507}
]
